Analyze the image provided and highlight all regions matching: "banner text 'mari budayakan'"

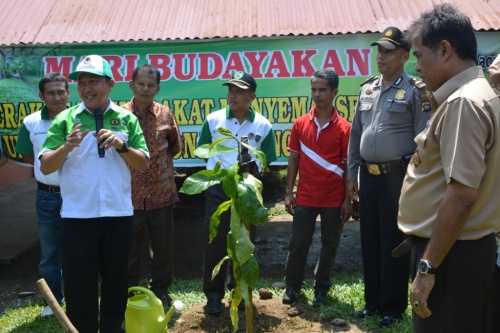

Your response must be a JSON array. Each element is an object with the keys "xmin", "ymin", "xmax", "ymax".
[{"xmin": 44, "ymin": 49, "xmax": 372, "ymax": 82}]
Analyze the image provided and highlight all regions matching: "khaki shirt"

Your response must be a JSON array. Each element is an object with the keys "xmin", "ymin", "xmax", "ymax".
[
  {"xmin": 347, "ymin": 71, "xmax": 431, "ymax": 179},
  {"xmin": 398, "ymin": 67, "xmax": 500, "ymax": 240}
]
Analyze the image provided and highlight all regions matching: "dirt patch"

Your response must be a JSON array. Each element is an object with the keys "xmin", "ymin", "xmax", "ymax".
[{"xmin": 170, "ymin": 297, "xmax": 364, "ymax": 333}]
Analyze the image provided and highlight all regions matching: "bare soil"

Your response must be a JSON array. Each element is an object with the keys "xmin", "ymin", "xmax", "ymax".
[
  {"xmin": 0, "ymin": 170, "xmax": 365, "ymax": 332},
  {"xmin": 170, "ymin": 298, "xmax": 365, "ymax": 333}
]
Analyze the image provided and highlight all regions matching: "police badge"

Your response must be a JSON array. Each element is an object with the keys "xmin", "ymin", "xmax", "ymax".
[{"xmin": 395, "ymin": 90, "xmax": 405, "ymax": 100}]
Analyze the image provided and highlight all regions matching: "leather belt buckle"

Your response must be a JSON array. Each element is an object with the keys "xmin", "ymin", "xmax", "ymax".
[
  {"xmin": 367, "ymin": 163, "xmax": 381, "ymax": 175},
  {"xmin": 37, "ymin": 181, "xmax": 61, "ymax": 194},
  {"xmin": 50, "ymin": 186, "xmax": 60, "ymax": 194}
]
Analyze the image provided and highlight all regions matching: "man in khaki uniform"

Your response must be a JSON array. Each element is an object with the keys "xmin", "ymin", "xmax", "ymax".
[
  {"xmin": 398, "ymin": 5, "xmax": 500, "ymax": 332},
  {"xmin": 487, "ymin": 53, "xmax": 500, "ymax": 333}
]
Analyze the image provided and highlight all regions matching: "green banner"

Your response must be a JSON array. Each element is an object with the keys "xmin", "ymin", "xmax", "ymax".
[{"xmin": 1, "ymin": 33, "xmax": 499, "ymax": 166}]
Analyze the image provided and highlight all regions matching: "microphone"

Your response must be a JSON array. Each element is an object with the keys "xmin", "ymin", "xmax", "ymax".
[{"xmin": 94, "ymin": 108, "xmax": 105, "ymax": 158}]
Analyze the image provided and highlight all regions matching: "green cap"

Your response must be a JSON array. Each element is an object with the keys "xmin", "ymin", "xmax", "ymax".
[{"xmin": 68, "ymin": 55, "xmax": 114, "ymax": 80}]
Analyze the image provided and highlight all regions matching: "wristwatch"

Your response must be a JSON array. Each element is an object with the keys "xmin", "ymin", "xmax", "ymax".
[
  {"xmin": 116, "ymin": 140, "xmax": 130, "ymax": 154},
  {"xmin": 418, "ymin": 259, "xmax": 438, "ymax": 275}
]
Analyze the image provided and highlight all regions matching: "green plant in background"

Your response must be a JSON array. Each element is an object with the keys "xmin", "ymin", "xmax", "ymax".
[{"xmin": 179, "ymin": 127, "xmax": 268, "ymax": 333}]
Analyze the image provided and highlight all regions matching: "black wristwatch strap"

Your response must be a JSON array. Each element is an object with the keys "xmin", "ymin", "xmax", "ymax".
[
  {"xmin": 116, "ymin": 140, "xmax": 130, "ymax": 154},
  {"xmin": 418, "ymin": 259, "xmax": 438, "ymax": 275}
]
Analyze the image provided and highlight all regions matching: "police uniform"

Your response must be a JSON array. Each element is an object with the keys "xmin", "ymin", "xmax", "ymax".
[{"xmin": 347, "ymin": 71, "xmax": 431, "ymax": 318}]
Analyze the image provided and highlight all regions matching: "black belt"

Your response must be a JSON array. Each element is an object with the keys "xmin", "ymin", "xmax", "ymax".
[
  {"xmin": 361, "ymin": 159, "xmax": 406, "ymax": 176},
  {"xmin": 37, "ymin": 181, "xmax": 61, "ymax": 194}
]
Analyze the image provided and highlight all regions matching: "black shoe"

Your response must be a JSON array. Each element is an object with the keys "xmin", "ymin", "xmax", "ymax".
[
  {"xmin": 159, "ymin": 293, "xmax": 172, "ymax": 307},
  {"xmin": 206, "ymin": 298, "xmax": 223, "ymax": 315},
  {"xmin": 351, "ymin": 309, "xmax": 376, "ymax": 319},
  {"xmin": 282, "ymin": 288, "xmax": 297, "ymax": 304},
  {"xmin": 379, "ymin": 315, "xmax": 399, "ymax": 328},
  {"xmin": 312, "ymin": 290, "xmax": 327, "ymax": 307}
]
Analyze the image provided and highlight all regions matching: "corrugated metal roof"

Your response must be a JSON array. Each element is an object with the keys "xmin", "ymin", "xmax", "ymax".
[{"xmin": 1, "ymin": 0, "xmax": 499, "ymax": 47}]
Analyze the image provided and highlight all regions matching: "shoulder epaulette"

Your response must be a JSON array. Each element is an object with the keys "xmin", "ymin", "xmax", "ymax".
[
  {"xmin": 360, "ymin": 75, "xmax": 379, "ymax": 87},
  {"xmin": 411, "ymin": 77, "xmax": 426, "ymax": 89}
]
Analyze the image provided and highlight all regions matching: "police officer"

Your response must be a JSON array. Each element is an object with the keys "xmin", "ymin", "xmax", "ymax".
[{"xmin": 346, "ymin": 27, "xmax": 431, "ymax": 329}]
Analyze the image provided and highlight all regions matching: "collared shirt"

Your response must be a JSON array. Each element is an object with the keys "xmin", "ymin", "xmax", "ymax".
[
  {"xmin": 287, "ymin": 106, "xmax": 351, "ymax": 207},
  {"xmin": 197, "ymin": 106, "xmax": 277, "ymax": 171},
  {"xmin": 40, "ymin": 101, "xmax": 149, "ymax": 218},
  {"xmin": 398, "ymin": 67, "xmax": 500, "ymax": 240},
  {"xmin": 347, "ymin": 71, "xmax": 431, "ymax": 180},
  {"xmin": 122, "ymin": 99, "xmax": 183, "ymax": 210},
  {"xmin": 16, "ymin": 106, "xmax": 59, "ymax": 186}
]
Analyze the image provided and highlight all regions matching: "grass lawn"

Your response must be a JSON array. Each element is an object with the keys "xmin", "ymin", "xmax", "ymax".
[
  {"xmin": 0, "ymin": 77, "xmax": 39, "ymax": 104},
  {"xmin": 0, "ymin": 273, "xmax": 413, "ymax": 333}
]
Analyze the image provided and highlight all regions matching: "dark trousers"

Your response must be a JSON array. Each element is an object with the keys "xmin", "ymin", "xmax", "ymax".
[
  {"xmin": 202, "ymin": 184, "xmax": 233, "ymax": 300},
  {"xmin": 62, "ymin": 217, "xmax": 133, "ymax": 333},
  {"xmin": 128, "ymin": 207, "xmax": 174, "ymax": 297},
  {"xmin": 411, "ymin": 234, "xmax": 496, "ymax": 333},
  {"xmin": 486, "ymin": 256, "xmax": 500, "ymax": 333},
  {"xmin": 359, "ymin": 169, "xmax": 409, "ymax": 317},
  {"xmin": 284, "ymin": 206, "xmax": 343, "ymax": 291}
]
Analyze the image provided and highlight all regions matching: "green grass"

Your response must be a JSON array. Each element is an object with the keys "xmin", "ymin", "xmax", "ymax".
[
  {"xmin": 0, "ymin": 301, "xmax": 63, "ymax": 333},
  {"xmin": 23, "ymin": 76, "xmax": 41, "ymax": 88},
  {"xmin": 0, "ymin": 78, "xmax": 39, "ymax": 104},
  {"xmin": 268, "ymin": 206, "xmax": 287, "ymax": 215},
  {"xmin": 0, "ymin": 273, "xmax": 413, "ymax": 333}
]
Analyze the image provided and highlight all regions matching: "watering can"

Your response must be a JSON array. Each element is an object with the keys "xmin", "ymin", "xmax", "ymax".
[{"xmin": 125, "ymin": 286, "xmax": 183, "ymax": 333}]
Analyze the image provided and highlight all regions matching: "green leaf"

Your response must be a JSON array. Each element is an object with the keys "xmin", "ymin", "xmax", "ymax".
[
  {"xmin": 229, "ymin": 265, "xmax": 243, "ymax": 331},
  {"xmin": 237, "ymin": 272, "xmax": 251, "ymax": 307},
  {"xmin": 241, "ymin": 141, "xmax": 267, "ymax": 170},
  {"xmin": 208, "ymin": 140, "xmax": 236, "ymax": 158},
  {"xmin": 226, "ymin": 231, "xmax": 237, "ymax": 259},
  {"xmin": 211, "ymin": 255, "xmax": 230, "ymax": 281},
  {"xmin": 234, "ymin": 183, "xmax": 269, "ymax": 226},
  {"xmin": 195, "ymin": 135, "xmax": 235, "ymax": 160},
  {"xmin": 210, "ymin": 136, "xmax": 232, "ymax": 148},
  {"xmin": 230, "ymin": 284, "xmax": 243, "ymax": 311},
  {"xmin": 218, "ymin": 127, "xmax": 234, "ymax": 137},
  {"xmin": 193, "ymin": 144, "xmax": 211, "ymax": 159},
  {"xmin": 229, "ymin": 202, "xmax": 243, "ymax": 239},
  {"xmin": 240, "ymin": 255, "xmax": 259, "ymax": 288},
  {"xmin": 179, "ymin": 170, "xmax": 220, "ymax": 194},
  {"xmin": 209, "ymin": 200, "xmax": 231, "ymax": 242},
  {"xmin": 230, "ymin": 202, "xmax": 255, "ymax": 265},
  {"xmin": 249, "ymin": 206, "xmax": 269, "ymax": 226},
  {"xmin": 235, "ymin": 232, "xmax": 254, "ymax": 265},
  {"xmin": 220, "ymin": 162, "xmax": 238, "ymax": 199},
  {"xmin": 230, "ymin": 304, "xmax": 239, "ymax": 332},
  {"xmin": 254, "ymin": 150, "xmax": 267, "ymax": 170},
  {"xmin": 242, "ymin": 173, "xmax": 264, "ymax": 203},
  {"xmin": 213, "ymin": 160, "xmax": 222, "ymax": 173}
]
